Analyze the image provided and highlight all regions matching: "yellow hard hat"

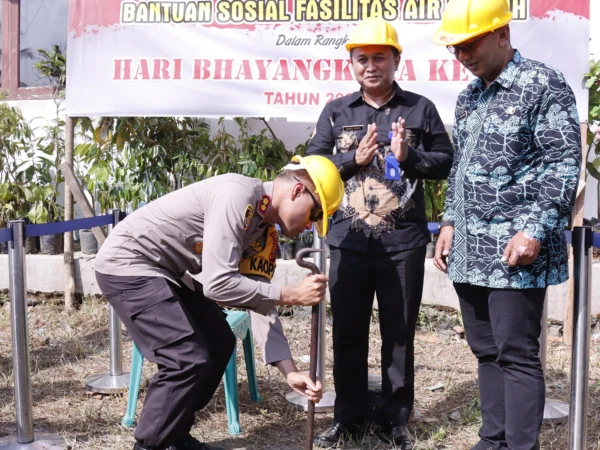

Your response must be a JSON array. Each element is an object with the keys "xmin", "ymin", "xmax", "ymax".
[
  {"xmin": 433, "ymin": 0, "xmax": 512, "ymax": 46},
  {"xmin": 291, "ymin": 155, "xmax": 344, "ymax": 237},
  {"xmin": 345, "ymin": 17, "xmax": 403, "ymax": 54}
]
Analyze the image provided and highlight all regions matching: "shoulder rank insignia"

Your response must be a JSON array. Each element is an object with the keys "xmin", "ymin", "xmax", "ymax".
[
  {"xmin": 257, "ymin": 195, "xmax": 271, "ymax": 217},
  {"xmin": 243, "ymin": 204, "xmax": 254, "ymax": 230}
]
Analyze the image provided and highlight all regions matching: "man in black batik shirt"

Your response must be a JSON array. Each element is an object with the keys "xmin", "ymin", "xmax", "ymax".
[{"xmin": 308, "ymin": 17, "xmax": 453, "ymax": 450}]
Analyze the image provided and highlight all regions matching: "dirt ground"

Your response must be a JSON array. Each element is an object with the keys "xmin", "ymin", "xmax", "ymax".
[{"xmin": 0, "ymin": 297, "xmax": 599, "ymax": 450}]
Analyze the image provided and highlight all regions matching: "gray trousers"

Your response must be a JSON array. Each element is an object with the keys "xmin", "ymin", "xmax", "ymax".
[{"xmin": 96, "ymin": 273, "xmax": 235, "ymax": 449}]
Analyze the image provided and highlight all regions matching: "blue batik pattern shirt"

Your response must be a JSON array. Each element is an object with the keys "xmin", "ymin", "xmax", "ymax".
[{"xmin": 444, "ymin": 51, "xmax": 581, "ymax": 289}]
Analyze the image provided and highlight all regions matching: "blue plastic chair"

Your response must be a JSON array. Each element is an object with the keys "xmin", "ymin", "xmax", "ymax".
[{"xmin": 122, "ymin": 310, "xmax": 261, "ymax": 435}]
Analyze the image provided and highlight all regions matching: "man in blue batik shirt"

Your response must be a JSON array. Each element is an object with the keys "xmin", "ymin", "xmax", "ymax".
[{"xmin": 433, "ymin": 0, "xmax": 581, "ymax": 449}]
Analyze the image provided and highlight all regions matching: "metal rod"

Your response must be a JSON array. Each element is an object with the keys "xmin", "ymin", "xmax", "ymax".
[
  {"xmin": 284, "ymin": 230, "xmax": 335, "ymax": 413},
  {"xmin": 107, "ymin": 209, "xmax": 123, "ymax": 377},
  {"xmin": 8, "ymin": 220, "xmax": 34, "ymax": 444},
  {"xmin": 568, "ymin": 226, "xmax": 593, "ymax": 450},
  {"xmin": 312, "ymin": 229, "xmax": 327, "ymax": 383},
  {"xmin": 295, "ymin": 248, "xmax": 322, "ymax": 450},
  {"xmin": 85, "ymin": 209, "xmax": 130, "ymax": 394},
  {"xmin": 109, "ymin": 306, "xmax": 123, "ymax": 377},
  {"xmin": 541, "ymin": 293, "xmax": 548, "ymax": 374}
]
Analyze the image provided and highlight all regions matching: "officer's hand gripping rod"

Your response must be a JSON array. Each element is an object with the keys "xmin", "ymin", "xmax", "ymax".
[{"xmin": 295, "ymin": 247, "xmax": 324, "ymax": 450}]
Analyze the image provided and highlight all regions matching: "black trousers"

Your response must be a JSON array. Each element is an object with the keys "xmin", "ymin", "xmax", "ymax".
[
  {"xmin": 454, "ymin": 283, "xmax": 546, "ymax": 450},
  {"xmin": 96, "ymin": 273, "xmax": 235, "ymax": 450},
  {"xmin": 329, "ymin": 245, "xmax": 426, "ymax": 426}
]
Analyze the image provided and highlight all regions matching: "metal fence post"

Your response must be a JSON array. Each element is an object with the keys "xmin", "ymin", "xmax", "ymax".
[
  {"xmin": 0, "ymin": 220, "xmax": 66, "ymax": 449},
  {"xmin": 85, "ymin": 210, "xmax": 130, "ymax": 394},
  {"xmin": 568, "ymin": 226, "xmax": 593, "ymax": 450},
  {"xmin": 286, "ymin": 229, "xmax": 335, "ymax": 412}
]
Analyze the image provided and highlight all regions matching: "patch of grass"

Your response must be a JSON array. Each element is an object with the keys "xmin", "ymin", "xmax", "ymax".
[{"xmin": 0, "ymin": 300, "xmax": 598, "ymax": 449}]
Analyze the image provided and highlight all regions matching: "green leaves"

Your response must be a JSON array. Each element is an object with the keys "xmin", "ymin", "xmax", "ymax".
[
  {"xmin": 424, "ymin": 180, "xmax": 448, "ymax": 223},
  {"xmin": 584, "ymin": 59, "xmax": 600, "ymax": 192},
  {"xmin": 33, "ymin": 45, "xmax": 66, "ymax": 88},
  {"xmin": 28, "ymin": 201, "xmax": 48, "ymax": 225},
  {"xmin": 584, "ymin": 59, "xmax": 600, "ymax": 127},
  {"xmin": 587, "ymin": 160, "xmax": 600, "ymax": 181},
  {"xmin": 74, "ymin": 115, "xmax": 295, "ymax": 214}
]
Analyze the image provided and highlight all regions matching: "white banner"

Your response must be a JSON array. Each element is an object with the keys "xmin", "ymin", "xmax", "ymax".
[{"xmin": 66, "ymin": 0, "xmax": 590, "ymax": 124}]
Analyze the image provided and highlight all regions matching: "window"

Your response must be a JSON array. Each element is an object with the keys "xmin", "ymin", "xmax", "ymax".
[
  {"xmin": 1, "ymin": 0, "xmax": 67, "ymax": 99},
  {"xmin": 20, "ymin": 0, "xmax": 68, "ymax": 87}
]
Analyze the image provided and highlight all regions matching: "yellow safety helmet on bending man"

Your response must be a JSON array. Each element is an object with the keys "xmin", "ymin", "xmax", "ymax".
[
  {"xmin": 289, "ymin": 155, "xmax": 344, "ymax": 237},
  {"xmin": 345, "ymin": 17, "xmax": 403, "ymax": 54},
  {"xmin": 433, "ymin": 0, "xmax": 512, "ymax": 47}
]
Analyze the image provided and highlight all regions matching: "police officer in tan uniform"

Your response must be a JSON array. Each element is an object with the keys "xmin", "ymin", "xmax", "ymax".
[{"xmin": 94, "ymin": 155, "xmax": 344, "ymax": 450}]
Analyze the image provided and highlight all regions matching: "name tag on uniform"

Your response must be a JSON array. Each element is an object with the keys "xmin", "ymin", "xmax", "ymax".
[
  {"xmin": 384, "ymin": 154, "xmax": 401, "ymax": 181},
  {"xmin": 342, "ymin": 125, "xmax": 364, "ymax": 132}
]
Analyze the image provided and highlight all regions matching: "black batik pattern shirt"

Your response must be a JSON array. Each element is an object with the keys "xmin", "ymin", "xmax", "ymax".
[{"xmin": 307, "ymin": 82, "xmax": 454, "ymax": 253}]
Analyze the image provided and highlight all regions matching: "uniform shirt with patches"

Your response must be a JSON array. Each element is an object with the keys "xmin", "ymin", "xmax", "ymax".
[
  {"xmin": 240, "ymin": 225, "xmax": 293, "ymax": 365},
  {"xmin": 307, "ymin": 82, "xmax": 453, "ymax": 252},
  {"xmin": 94, "ymin": 174, "xmax": 280, "ymax": 315},
  {"xmin": 444, "ymin": 51, "xmax": 581, "ymax": 289}
]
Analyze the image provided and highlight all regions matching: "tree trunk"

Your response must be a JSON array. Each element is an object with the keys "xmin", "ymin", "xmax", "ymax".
[{"xmin": 64, "ymin": 117, "xmax": 76, "ymax": 313}]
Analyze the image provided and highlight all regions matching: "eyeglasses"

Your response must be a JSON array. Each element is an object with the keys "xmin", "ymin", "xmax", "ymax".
[
  {"xmin": 305, "ymin": 188, "xmax": 324, "ymax": 222},
  {"xmin": 447, "ymin": 33, "xmax": 489, "ymax": 55},
  {"xmin": 294, "ymin": 177, "xmax": 323, "ymax": 222}
]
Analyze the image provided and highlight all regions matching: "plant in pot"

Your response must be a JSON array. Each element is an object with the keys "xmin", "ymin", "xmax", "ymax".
[
  {"xmin": 424, "ymin": 179, "xmax": 447, "ymax": 258},
  {"xmin": 26, "ymin": 186, "xmax": 64, "ymax": 255},
  {"xmin": 295, "ymin": 230, "xmax": 314, "ymax": 252},
  {"xmin": 278, "ymin": 233, "xmax": 296, "ymax": 260},
  {"xmin": 32, "ymin": 98, "xmax": 66, "ymax": 255},
  {"xmin": 79, "ymin": 228, "xmax": 98, "ymax": 255}
]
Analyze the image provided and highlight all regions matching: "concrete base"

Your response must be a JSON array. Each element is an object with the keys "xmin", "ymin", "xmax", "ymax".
[
  {"xmin": 367, "ymin": 374, "xmax": 382, "ymax": 394},
  {"xmin": 543, "ymin": 398, "xmax": 569, "ymax": 423},
  {"xmin": 1, "ymin": 254, "xmax": 599, "ymax": 323},
  {"xmin": 0, "ymin": 433, "xmax": 66, "ymax": 449},
  {"xmin": 85, "ymin": 372, "xmax": 130, "ymax": 394},
  {"xmin": 285, "ymin": 390, "xmax": 335, "ymax": 413}
]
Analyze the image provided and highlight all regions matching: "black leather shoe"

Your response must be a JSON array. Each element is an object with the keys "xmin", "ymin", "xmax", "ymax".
[
  {"xmin": 469, "ymin": 439, "xmax": 538, "ymax": 450},
  {"xmin": 375, "ymin": 424, "xmax": 413, "ymax": 449},
  {"xmin": 313, "ymin": 422, "xmax": 362, "ymax": 448},
  {"xmin": 133, "ymin": 443, "xmax": 155, "ymax": 450},
  {"xmin": 390, "ymin": 425, "xmax": 413, "ymax": 450},
  {"xmin": 167, "ymin": 434, "xmax": 225, "ymax": 450}
]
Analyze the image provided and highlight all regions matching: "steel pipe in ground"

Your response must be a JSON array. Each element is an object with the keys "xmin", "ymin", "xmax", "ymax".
[
  {"xmin": 568, "ymin": 227, "xmax": 593, "ymax": 450},
  {"xmin": 85, "ymin": 209, "xmax": 130, "ymax": 394},
  {"xmin": 0, "ymin": 220, "xmax": 66, "ymax": 449},
  {"xmin": 285, "ymin": 231, "xmax": 335, "ymax": 414}
]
